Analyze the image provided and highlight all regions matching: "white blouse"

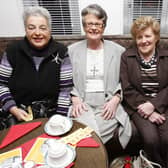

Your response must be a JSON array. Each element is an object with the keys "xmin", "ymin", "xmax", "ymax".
[{"xmin": 86, "ymin": 48, "xmax": 104, "ymax": 92}]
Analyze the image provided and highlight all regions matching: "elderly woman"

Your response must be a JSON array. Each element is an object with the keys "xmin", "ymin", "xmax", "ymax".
[
  {"xmin": 120, "ymin": 16, "xmax": 168, "ymax": 168},
  {"xmin": 68, "ymin": 4, "xmax": 132, "ymax": 154},
  {"xmin": 0, "ymin": 6, "xmax": 73, "ymax": 129}
]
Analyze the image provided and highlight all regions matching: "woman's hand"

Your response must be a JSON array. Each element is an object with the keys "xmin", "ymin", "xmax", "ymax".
[
  {"xmin": 102, "ymin": 95, "xmax": 120, "ymax": 120},
  {"xmin": 148, "ymin": 112, "xmax": 166, "ymax": 125},
  {"xmin": 71, "ymin": 96, "xmax": 87, "ymax": 117},
  {"xmin": 137, "ymin": 101, "xmax": 155, "ymax": 118},
  {"xmin": 9, "ymin": 106, "xmax": 28, "ymax": 121}
]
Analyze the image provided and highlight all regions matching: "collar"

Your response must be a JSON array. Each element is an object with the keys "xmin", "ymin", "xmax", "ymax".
[
  {"xmin": 20, "ymin": 37, "xmax": 66, "ymax": 59},
  {"xmin": 126, "ymin": 44, "xmax": 168, "ymax": 58}
]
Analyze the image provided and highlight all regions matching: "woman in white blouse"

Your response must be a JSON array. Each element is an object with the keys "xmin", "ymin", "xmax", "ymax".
[{"xmin": 68, "ymin": 4, "xmax": 133, "ymax": 157}]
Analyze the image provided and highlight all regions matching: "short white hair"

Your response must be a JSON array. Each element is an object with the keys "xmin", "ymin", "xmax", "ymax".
[{"xmin": 23, "ymin": 6, "xmax": 52, "ymax": 30}]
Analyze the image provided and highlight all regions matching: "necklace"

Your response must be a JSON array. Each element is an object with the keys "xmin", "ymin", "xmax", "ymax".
[{"xmin": 140, "ymin": 54, "xmax": 157, "ymax": 69}]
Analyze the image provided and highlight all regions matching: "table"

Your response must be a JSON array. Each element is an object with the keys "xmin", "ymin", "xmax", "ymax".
[{"xmin": 0, "ymin": 118, "xmax": 108, "ymax": 168}]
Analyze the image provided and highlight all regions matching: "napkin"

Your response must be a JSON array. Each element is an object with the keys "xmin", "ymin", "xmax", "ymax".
[
  {"xmin": 20, "ymin": 133, "xmax": 59, "ymax": 159},
  {"xmin": 0, "ymin": 121, "xmax": 42, "ymax": 149},
  {"xmin": 77, "ymin": 137, "xmax": 100, "ymax": 147},
  {"xmin": 66, "ymin": 162, "xmax": 75, "ymax": 168}
]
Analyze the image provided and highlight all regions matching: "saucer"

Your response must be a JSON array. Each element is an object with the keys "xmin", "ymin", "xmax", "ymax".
[
  {"xmin": 44, "ymin": 116, "xmax": 73, "ymax": 136},
  {"xmin": 36, "ymin": 166, "xmax": 50, "ymax": 168},
  {"xmin": 45, "ymin": 144, "xmax": 76, "ymax": 168}
]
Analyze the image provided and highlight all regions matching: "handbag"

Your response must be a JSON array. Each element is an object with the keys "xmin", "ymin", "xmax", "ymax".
[
  {"xmin": 26, "ymin": 100, "xmax": 57, "ymax": 119},
  {"xmin": 0, "ymin": 100, "xmax": 57, "ymax": 130},
  {"xmin": 110, "ymin": 150, "xmax": 162, "ymax": 168},
  {"xmin": 110, "ymin": 156, "xmax": 126, "ymax": 168},
  {"xmin": 0, "ymin": 109, "xmax": 18, "ymax": 130},
  {"xmin": 132, "ymin": 150, "xmax": 162, "ymax": 168},
  {"xmin": 110, "ymin": 156, "xmax": 133, "ymax": 168}
]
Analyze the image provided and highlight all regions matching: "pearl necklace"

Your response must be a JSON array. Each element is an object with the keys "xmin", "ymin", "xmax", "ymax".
[{"xmin": 140, "ymin": 54, "xmax": 157, "ymax": 69}]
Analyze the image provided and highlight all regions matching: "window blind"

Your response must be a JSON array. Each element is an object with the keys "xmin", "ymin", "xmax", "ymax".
[
  {"xmin": 23, "ymin": 0, "xmax": 81, "ymax": 35},
  {"xmin": 133, "ymin": 0, "xmax": 162, "ymax": 21},
  {"xmin": 124, "ymin": 0, "xmax": 168, "ymax": 34}
]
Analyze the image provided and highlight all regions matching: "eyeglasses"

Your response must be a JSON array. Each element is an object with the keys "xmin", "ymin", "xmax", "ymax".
[{"xmin": 85, "ymin": 22, "xmax": 104, "ymax": 28}]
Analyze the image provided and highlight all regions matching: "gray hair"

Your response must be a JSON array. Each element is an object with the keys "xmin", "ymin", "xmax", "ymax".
[
  {"xmin": 23, "ymin": 6, "xmax": 52, "ymax": 30},
  {"xmin": 81, "ymin": 4, "xmax": 107, "ymax": 27}
]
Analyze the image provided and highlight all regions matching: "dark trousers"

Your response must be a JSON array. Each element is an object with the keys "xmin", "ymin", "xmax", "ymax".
[
  {"xmin": 105, "ymin": 121, "xmax": 142, "ymax": 163},
  {"xmin": 132, "ymin": 112, "xmax": 168, "ymax": 168}
]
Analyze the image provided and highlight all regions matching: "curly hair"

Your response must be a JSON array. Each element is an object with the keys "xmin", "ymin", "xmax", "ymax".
[{"xmin": 131, "ymin": 16, "xmax": 160, "ymax": 40}]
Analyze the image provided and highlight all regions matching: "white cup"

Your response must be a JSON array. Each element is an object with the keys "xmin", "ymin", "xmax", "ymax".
[
  {"xmin": 48, "ymin": 115, "xmax": 65, "ymax": 132},
  {"xmin": 47, "ymin": 141, "xmax": 67, "ymax": 165}
]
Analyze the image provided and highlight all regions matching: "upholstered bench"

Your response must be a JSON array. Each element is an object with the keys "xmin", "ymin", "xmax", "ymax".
[{"xmin": 1, "ymin": 35, "xmax": 168, "ymax": 57}]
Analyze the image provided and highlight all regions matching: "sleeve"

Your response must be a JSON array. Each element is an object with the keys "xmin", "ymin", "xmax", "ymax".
[
  {"xmin": 105, "ymin": 83, "xmax": 122, "ymax": 102},
  {"xmin": 106, "ymin": 44, "xmax": 125, "ymax": 102},
  {"xmin": 68, "ymin": 44, "xmax": 81, "ymax": 99},
  {"xmin": 120, "ymin": 53, "xmax": 147, "ymax": 111},
  {"xmin": 70, "ymin": 87, "xmax": 81, "ymax": 98},
  {"xmin": 0, "ymin": 52, "xmax": 16, "ymax": 111},
  {"xmin": 150, "ymin": 86, "xmax": 168, "ymax": 114},
  {"xmin": 56, "ymin": 54, "xmax": 73, "ymax": 115}
]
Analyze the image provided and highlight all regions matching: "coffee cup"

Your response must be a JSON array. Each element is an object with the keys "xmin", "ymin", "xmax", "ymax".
[
  {"xmin": 48, "ymin": 115, "xmax": 65, "ymax": 132},
  {"xmin": 47, "ymin": 141, "xmax": 67, "ymax": 165}
]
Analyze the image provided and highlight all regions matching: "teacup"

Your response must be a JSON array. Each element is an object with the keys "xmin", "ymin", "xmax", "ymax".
[
  {"xmin": 48, "ymin": 115, "xmax": 65, "ymax": 132},
  {"xmin": 47, "ymin": 141, "xmax": 67, "ymax": 165}
]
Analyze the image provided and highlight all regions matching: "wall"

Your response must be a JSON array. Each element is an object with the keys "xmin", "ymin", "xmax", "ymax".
[
  {"xmin": 78, "ymin": 0, "xmax": 124, "ymax": 35},
  {"xmin": 0, "ymin": 0, "xmax": 124, "ymax": 37},
  {"xmin": 0, "ymin": 0, "xmax": 25, "ymax": 37}
]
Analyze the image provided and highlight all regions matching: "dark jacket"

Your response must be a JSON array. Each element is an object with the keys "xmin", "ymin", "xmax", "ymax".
[{"xmin": 120, "ymin": 46, "xmax": 168, "ymax": 116}]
